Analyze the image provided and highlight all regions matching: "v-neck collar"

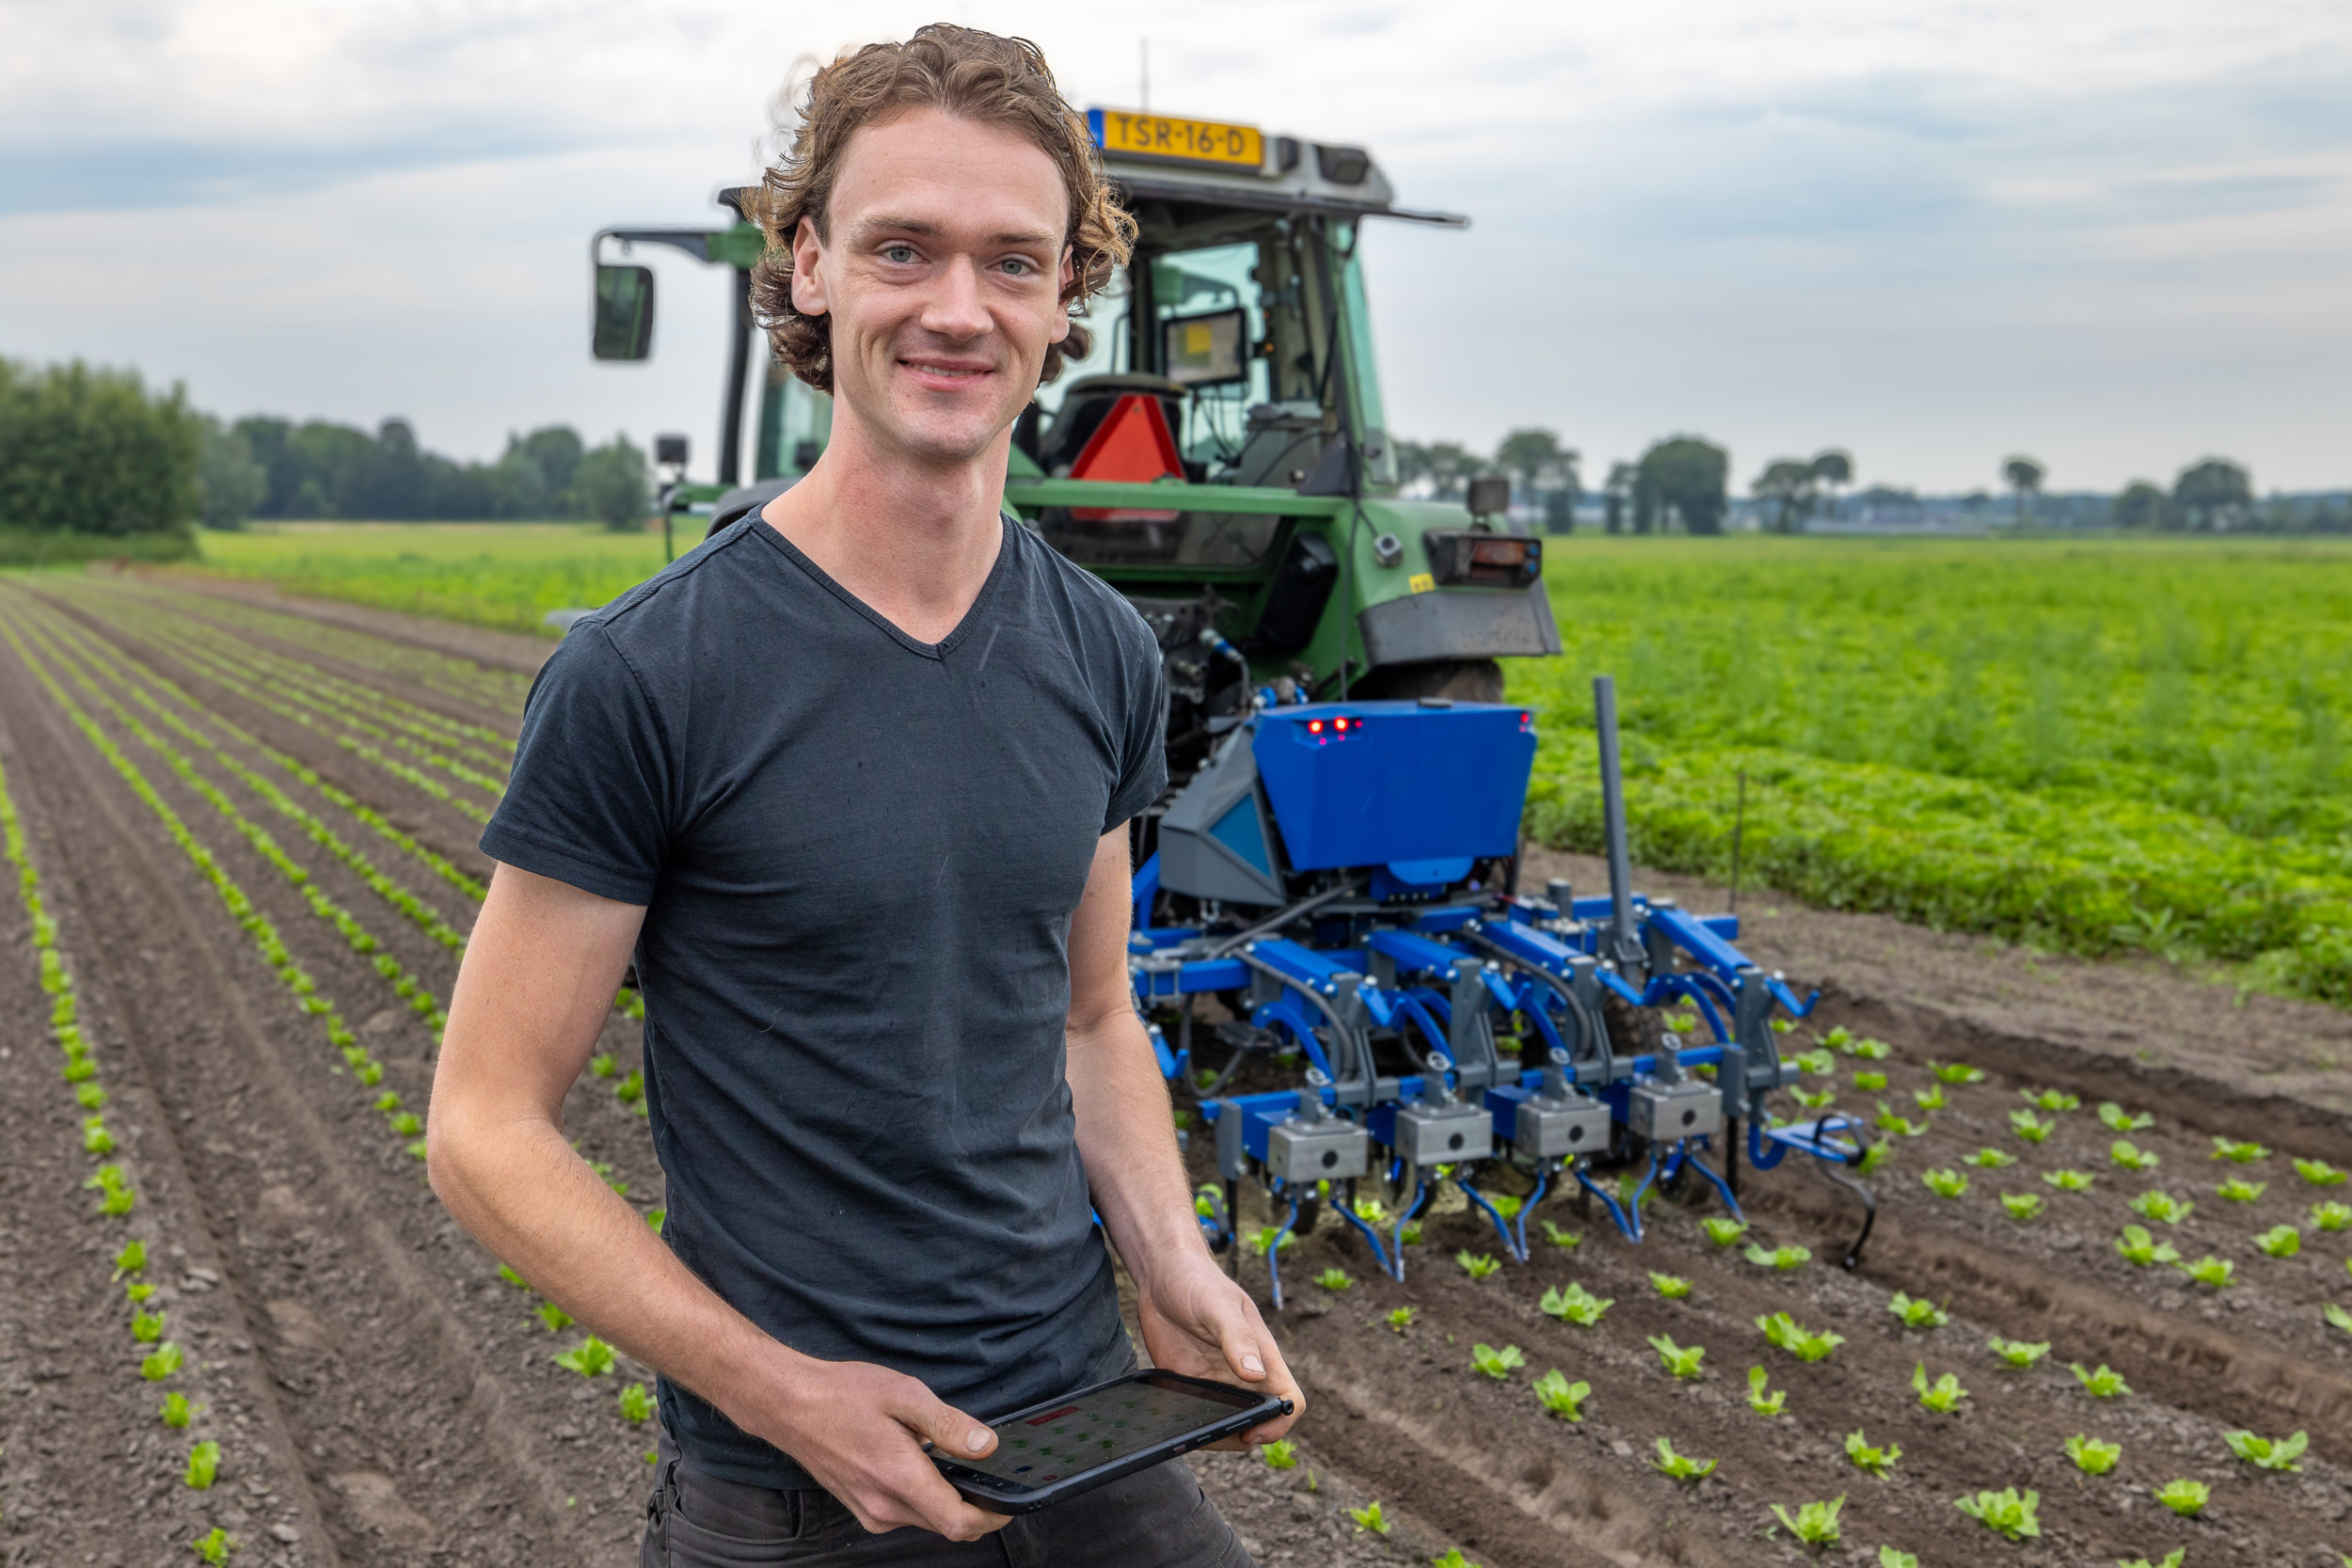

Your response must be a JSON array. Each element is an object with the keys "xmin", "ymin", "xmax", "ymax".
[{"xmin": 753, "ymin": 513, "xmax": 1015, "ymax": 660}]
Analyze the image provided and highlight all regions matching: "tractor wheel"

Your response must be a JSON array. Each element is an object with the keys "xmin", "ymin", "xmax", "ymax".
[{"xmin": 1351, "ymin": 658, "xmax": 1504, "ymax": 704}]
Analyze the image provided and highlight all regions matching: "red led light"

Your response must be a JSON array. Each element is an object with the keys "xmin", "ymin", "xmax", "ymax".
[
  {"xmin": 1332, "ymin": 717, "xmax": 1350, "ymax": 732},
  {"xmin": 1307, "ymin": 719, "xmax": 1325, "ymax": 734}
]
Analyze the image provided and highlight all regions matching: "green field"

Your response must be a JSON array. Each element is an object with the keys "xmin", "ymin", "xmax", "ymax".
[
  {"xmin": 190, "ymin": 523, "xmax": 671, "ymax": 635},
  {"xmin": 167, "ymin": 525, "xmax": 2352, "ymax": 1002},
  {"xmin": 1514, "ymin": 536, "xmax": 2352, "ymax": 1003}
]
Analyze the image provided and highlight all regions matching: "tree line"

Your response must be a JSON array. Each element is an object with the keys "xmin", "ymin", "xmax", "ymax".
[
  {"xmin": 0, "ymin": 358, "xmax": 653, "ymax": 537},
  {"xmin": 1398, "ymin": 430, "xmax": 1741, "ymax": 533}
]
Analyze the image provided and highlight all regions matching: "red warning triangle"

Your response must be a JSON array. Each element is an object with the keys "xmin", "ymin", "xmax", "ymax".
[{"xmin": 1069, "ymin": 393, "xmax": 1183, "ymax": 483}]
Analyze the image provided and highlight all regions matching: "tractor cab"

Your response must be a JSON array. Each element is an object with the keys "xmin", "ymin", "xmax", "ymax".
[{"xmin": 591, "ymin": 107, "xmax": 1559, "ymax": 782}]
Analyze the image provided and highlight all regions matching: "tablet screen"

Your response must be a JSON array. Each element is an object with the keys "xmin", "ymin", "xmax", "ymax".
[{"xmin": 957, "ymin": 1376, "xmax": 1254, "ymax": 1487}]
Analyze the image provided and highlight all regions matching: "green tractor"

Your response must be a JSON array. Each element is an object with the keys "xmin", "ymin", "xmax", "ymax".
[{"xmin": 591, "ymin": 105, "xmax": 1558, "ymax": 776}]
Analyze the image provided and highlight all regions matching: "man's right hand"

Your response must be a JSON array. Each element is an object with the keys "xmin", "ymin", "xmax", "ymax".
[{"xmin": 739, "ymin": 1351, "xmax": 1012, "ymax": 1541}]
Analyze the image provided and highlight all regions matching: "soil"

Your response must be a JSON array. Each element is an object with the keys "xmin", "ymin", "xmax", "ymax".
[{"xmin": 0, "ymin": 574, "xmax": 2345, "ymax": 1568}]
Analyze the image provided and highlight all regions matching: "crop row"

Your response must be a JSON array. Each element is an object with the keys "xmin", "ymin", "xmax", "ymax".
[{"xmin": 0, "ymin": 651, "xmax": 237, "ymax": 1561}]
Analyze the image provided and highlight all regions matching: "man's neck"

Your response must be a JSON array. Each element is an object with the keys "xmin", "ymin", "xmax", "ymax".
[{"xmin": 761, "ymin": 414, "xmax": 1010, "ymax": 647}]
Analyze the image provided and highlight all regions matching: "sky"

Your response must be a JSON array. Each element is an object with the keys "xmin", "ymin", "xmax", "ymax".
[{"xmin": 4, "ymin": 0, "xmax": 2349, "ymax": 495}]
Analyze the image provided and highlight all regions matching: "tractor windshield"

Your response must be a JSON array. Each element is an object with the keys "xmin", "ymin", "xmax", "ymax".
[{"xmin": 1025, "ymin": 212, "xmax": 1377, "ymax": 568}]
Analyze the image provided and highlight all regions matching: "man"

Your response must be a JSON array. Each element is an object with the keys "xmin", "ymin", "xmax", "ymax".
[{"xmin": 425, "ymin": 24, "xmax": 1299, "ymax": 1568}]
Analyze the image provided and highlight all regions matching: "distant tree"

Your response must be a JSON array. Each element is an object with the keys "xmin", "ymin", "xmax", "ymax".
[
  {"xmin": 2002, "ymin": 455, "xmax": 2045, "ymax": 524},
  {"xmin": 1392, "ymin": 439, "xmax": 1434, "ymax": 494},
  {"xmin": 575, "ymin": 436, "xmax": 651, "ymax": 531},
  {"xmin": 0, "ymin": 358, "xmax": 199, "ymax": 535},
  {"xmin": 196, "ymin": 416, "xmax": 267, "ymax": 530},
  {"xmin": 1494, "ymin": 427, "xmax": 1581, "ymax": 533},
  {"xmin": 2112, "ymin": 480, "xmax": 2169, "ymax": 531},
  {"xmin": 2172, "ymin": 458, "xmax": 2252, "ymax": 531},
  {"xmin": 1810, "ymin": 450, "xmax": 1852, "ymax": 520},
  {"xmin": 1422, "ymin": 441, "xmax": 1486, "ymax": 501},
  {"xmin": 1751, "ymin": 459, "xmax": 1820, "ymax": 533},
  {"xmin": 1635, "ymin": 436, "xmax": 1729, "ymax": 535},
  {"xmin": 1602, "ymin": 461, "xmax": 1635, "ymax": 534}
]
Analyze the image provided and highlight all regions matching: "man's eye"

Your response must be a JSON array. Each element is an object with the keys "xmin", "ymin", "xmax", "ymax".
[
  {"xmin": 1001, "ymin": 257, "xmax": 1032, "ymax": 277},
  {"xmin": 882, "ymin": 244, "xmax": 917, "ymax": 263}
]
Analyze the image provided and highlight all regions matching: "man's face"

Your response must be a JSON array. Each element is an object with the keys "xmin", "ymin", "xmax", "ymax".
[{"xmin": 794, "ymin": 107, "xmax": 1073, "ymax": 468}]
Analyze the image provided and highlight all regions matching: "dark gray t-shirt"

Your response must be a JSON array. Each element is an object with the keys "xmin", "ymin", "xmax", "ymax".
[{"xmin": 480, "ymin": 513, "xmax": 1168, "ymax": 1489}]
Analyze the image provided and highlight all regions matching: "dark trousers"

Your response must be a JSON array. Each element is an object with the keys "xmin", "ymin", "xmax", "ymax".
[{"xmin": 640, "ymin": 1430, "xmax": 1254, "ymax": 1568}]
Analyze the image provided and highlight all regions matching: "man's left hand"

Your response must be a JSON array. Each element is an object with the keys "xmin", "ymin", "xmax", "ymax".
[{"xmin": 1134, "ymin": 1250, "xmax": 1303, "ymax": 1449}]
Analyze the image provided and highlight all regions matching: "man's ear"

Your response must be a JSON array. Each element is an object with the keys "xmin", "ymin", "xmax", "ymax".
[
  {"xmin": 790, "ymin": 215, "xmax": 829, "ymax": 318},
  {"xmin": 1050, "ymin": 245, "xmax": 1076, "ymax": 346}
]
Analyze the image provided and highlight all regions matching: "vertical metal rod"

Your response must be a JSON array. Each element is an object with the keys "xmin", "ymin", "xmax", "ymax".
[
  {"xmin": 1593, "ymin": 675, "xmax": 1641, "ymax": 969},
  {"xmin": 719, "ymin": 268, "xmax": 754, "ymax": 486},
  {"xmin": 1728, "ymin": 768, "xmax": 1747, "ymax": 913}
]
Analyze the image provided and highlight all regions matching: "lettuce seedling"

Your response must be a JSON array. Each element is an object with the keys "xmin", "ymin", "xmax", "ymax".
[
  {"xmin": 160, "ymin": 1391, "xmax": 194, "ymax": 1428},
  {"xmin": 1747, "ymin": 1365, "xmax": 1786, "ymax": 1415},
  {"xmin": 1471, "ymin": 1342, "xmax": 1525, "ymax": 1381},
  {"xmin": 1532, "ymin": 1369, "xmax": 1589, "ymax": 1420},
  {"xmin": 2063, "ymin": 1433, "xmax": 2120, "ymax": 1475},
  {"xmin": 1649, "ymin": 1273, "xmax": 1692, "ymax": 1300},
  {"xmin": 1540, "ymin": 1220, "xmax": 1581, "ymax": 1249},
  {"xmin": 1313, "ymin": 1267, "xmax": 1353, "ymax": 1291},
  {"xmin": 2001, "ymin": 1193, "xmax": 2045, "ymax": 1221},
  {"xmin": 1856, "ymin": 1072, "xmax": 1889, "ymax": 1094},
  {"xmin": 1347, "ymin": 1501, "xmax": 1391, "ymax": 1535},
  {"xmin": 1988, "ymin": 1337, "xmax": 2050, "ymax": 1369},
  {"xmin": 1886, "ymin": 1292, "xmax": 1947, "ymax": 1329},
  {"xmin": 1878, "ymin": 1550, "xmax": 1918, "ymax": 1568},
  {"xmin": 2326, "ymin": 1303, "xmax": 2352, "ymax": 1336},
  {"xmin": 1856, "ymin": 1140, "xmax": 1892, "ymax": 1175},
  {"xmin": 2043, "ymin": 1168, "xmax": 2095, "ymax": 1192},
  {"xmin": 615, "ymin": 1069, "xmax": 644, "ymax": 1105},
  {"xmin": 2129, "ymin": 1190, "xmax": 2191, "ymax": 1225},
  {"xmin": 2010, "ymin": 1110, "xmax": 2053, "ymax": 1144},
  {"xmin": 1852, "ymin": 1037, "xmax": 1891, "ymax": 1061},
  {"xmin": 618, "ymin": 1383, "xmax": 655, "ymax": 1423},
  {"xmin": 2099, "ymin": 1101, "xmax": 2154, "ymax": 1132},
  {"xmin": 2314, "ymin": 1201, "xmax": 2352, "ymax": 1232},
  {"xmin": 1700, "ymin": 1217, "xmax": 1747, "ymax": 1246},
  {"xmin": 83, "ymin": 1117, "xmax": 115, "ymax": 1154},
  {"xmin": 2115, "ymin": 1553, "xmax": 2184, "ymax": 1568},
  {"xmin": 536, "ymin": 1303, "xmax": 573, "ymax": 1333},
  {"xmin": 1912, "ymin": 1363, "xmax": 1967, "ymax": 1413},
  {"xmin": 1649, "ymin": 1335, "xmax": 1705, "ymax": 1381},
  {"xmin": 2176, "ymin": 1255, "xmax": 2234, "ymax": 1288},
  {"xmin": 1790, "ymin": 1085, "xmax": 1836, "ymax": 1110},
  {"xmin": 1821, "ymin": 1025, "xmax": 1854, "ymax": 1051},
  {"xmin": 113, "ymin": 1239, "xmax": 147, "ymax": 1278},
  {"xmin": 1247, "ymin": 1227, "xmax": 1295, "ymax": 1257},
  {"xmin": 2211, "ymin": 1135, "xmax": 2269, "ymax": 1164},
  {"xmin": 2255, "ymin": 1226, "xmax": 2300, "ymax": 1258},
  {"xmin": 1651, "ymin": 1437, "xmax": 1716, "ymax": 1481},
  {"xmin": 374, "ymin": 1091, "xmax": 402, "ymax": 1113},
  {"xmin": 2153, "ymin": 1479, "xmax": 2208, "ymax": 1517},
  {"xmin": 589, "ymin": 1052, "xmax": 617, "ymax": 1079},
  {"xmin": 1921, "ymin": 1168, "xmax": 1968, "ymax": 1198},
  {"xmin": 183, "ymin": 1440, "xmax": 220, "ymax": 1490},
  {"xmin": 1953, "ymin": 1487, "xmax": 2039, "ymax": 1541},
  {"xmin": 1350, "ymin": 1195, "xmax": 1389, "ymax": 1225},
  {"xmin": 126, "ymin": 1283, "xmax": 156, "ymax": 1305},
  {"xmin": 191, "ymin": 1528, "xmax": 233, "ymax": 1565},
  {"xmin": 2217, "ymin": 1177, "xmax": 2266, "ymax": 1203},
  {"xmin": 1844, "ymin": 1429, "xmax": 1901, "ymax": 1478},
  {"xmin": 2070, "ymin": 1362, "xmax": 2132, "ymax": 1398},
  {"xmin": 1456, "ymin": 1250, "xmax": 1501, "ymax": 1279},
  {"xmin": 1386, "ymin": 1307, "xmax": 1417, "ymax": 1333},
  {"xmin": 498, "ymin": 1264, "xmax": 530, "ymax": 1290},
  {"xmin": 2223, "ymin": 1428, "xmax": 2307, "ymax": 1472},
  {"xmin": 133, "ymin": 1307, "xmax": 166, "ymax": 1343},
  {"xmin": 141, "ymin": 1342, "xmax": 183, "ymax": 1381},
  {"xmin": 1744, "ymin": 1243, "xmax": 1812, "ymax": 1271},
  {"xmin": 1912, "ymin": 1085, "xmax": 1947, "ymax": 1112},
  {"xmin": 1792, "ymin": 1049, "xmax": 1836, "ymax": 1075},
  {"xmin": 1757, "ymin": 1312, "xmax": 1843, "ymax": 1362},
  {"xmin": 1930, "ymin": 1060, "xmax": 1985, "ymax": 1085},
  {"xmin": 554, "ymin": 1336, "xmax": 615, "ymax": 1376},
  {"xmin": 1430, "ymin": 1552, "xmax": 1473, "ymax": 1568},
  {"xmin": 1770, "ymin": 1496, "xmax": 1844, "ymax": 1545},
  {"xmin": 1963, "ymin": 1148, "xmax": 2017, "ymax": 1169},
  {"xmin": 2115, "ymin": 1226, "xmax": 2179, "ymax": 1267},
  {"xmin": 2295, "ymin": 1157, "xmax": 2346, "ymax": 1186},
  {"xmin": 76, "ymin": 1083, "xmax": 107, "ymax": 1112},
  {"xmin": 1261, "ymin": 1439, "xmax": 1297, "ymax": 1470},
  {"xmin": 2021, "ymin": 1087, "xmax": 2078, "ymax": 1113},
  {"xmin": 2111, "ymin": 1140, "xmax": 2160, "ymax": 1171},
  {"xmin": 389, "ymin": 1112, "xmax": 421, "ymax": 1136},
  {"xmin": 1541, "ymin": 1283, "xmax": 1613, "ymax": 1326},
  {"xmin": 1486, "ymin": 1193, "xmax": 1524, "ymax": 1221},
  {"xmin": 1873, "ymin": 1101, "xmax": 1923, "ymax": 1135}
]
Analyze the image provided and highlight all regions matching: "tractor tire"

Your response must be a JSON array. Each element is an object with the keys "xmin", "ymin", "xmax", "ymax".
[{"xmin": 1350, "ymin": 658, "xmax": 1504, "ymax": 704}]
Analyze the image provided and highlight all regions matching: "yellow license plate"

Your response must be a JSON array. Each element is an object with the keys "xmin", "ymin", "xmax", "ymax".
[{"xmin": 1091, "ymin": 109, "xmax": 1263, "ymax": 169}]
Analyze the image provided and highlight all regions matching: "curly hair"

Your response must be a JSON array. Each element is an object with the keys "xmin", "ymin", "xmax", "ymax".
[{"xmin": 746, "ymin": 25, "xmax": 1136, "ymax": 395}]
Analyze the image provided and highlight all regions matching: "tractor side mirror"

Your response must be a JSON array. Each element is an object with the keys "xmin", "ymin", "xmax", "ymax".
[
  {"xmin": 593, "ymin": 264, "xmax": 656, "ymax": 361},
  {"xmin": 1466, "ymin": 475, "xmax": 1510, "ymax": 524}
]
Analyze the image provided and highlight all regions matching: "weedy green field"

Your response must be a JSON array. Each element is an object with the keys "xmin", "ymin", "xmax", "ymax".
[
  {"xmin": 191, "ymin": 522, "xmax": 669, "ymax": 634},
  {"xmin": 1518, "ymin": 535, "xmax": 2352, "ymax": 1005}
]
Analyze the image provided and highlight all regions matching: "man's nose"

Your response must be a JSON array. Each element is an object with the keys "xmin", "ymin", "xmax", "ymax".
[{"xmin": 920, "ymin": 254, "xmax": 993, "ymax": 342}]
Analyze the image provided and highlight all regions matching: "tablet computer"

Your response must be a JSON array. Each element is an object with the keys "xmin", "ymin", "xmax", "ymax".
[{"xmin": 930, "ymin": 1370, "xmax": 1290, "ymax": 1513}]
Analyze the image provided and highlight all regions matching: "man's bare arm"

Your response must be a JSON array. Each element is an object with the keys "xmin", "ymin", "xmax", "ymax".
[
  {"xmin": 427, "ymin": 862, "xmax": 1009, "ymax": 1539},
  {"xmin": 1063, "ymin": 830, "xmax": 1302, "ymax": 1446}
]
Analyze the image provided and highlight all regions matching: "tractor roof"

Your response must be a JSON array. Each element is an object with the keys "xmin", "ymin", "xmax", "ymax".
[{"xmin": 1089, "ymin": 107, "xmax": 1466, "ymax": 228}]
